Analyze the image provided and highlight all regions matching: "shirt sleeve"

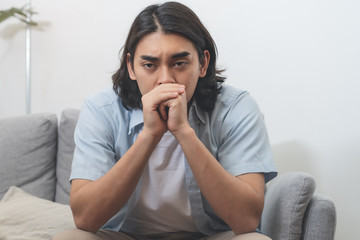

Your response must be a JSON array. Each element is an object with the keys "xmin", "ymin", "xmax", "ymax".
[
  {"xmin": 217, "ymin": 92, "xmax": 277, "ymax": 183},
  {"xmin": 70, "ymin": 99, "xmax": 117, "ymax": 182}
]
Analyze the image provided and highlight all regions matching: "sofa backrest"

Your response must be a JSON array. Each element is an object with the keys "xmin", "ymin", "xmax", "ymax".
[
  {"xmin": 0, "ymin": 113, "xmax": 58, "ymax": 201},
  {"xmin": 55, "ymin": 109, "xmax": 80, "ymax": 204}
]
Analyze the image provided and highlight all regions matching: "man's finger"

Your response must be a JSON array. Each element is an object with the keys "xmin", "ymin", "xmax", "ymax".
[{"xmin": 158, "ymin": 103, "xmax": 169, "ymax": 121}]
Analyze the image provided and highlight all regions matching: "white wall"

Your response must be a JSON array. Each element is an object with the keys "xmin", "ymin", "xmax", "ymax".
[{"xmin": 1, "ymin": 0, "xmax": 359, "ymax": 239}]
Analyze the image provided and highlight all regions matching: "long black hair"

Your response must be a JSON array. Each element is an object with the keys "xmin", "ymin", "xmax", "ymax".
[{"xmin": 112, "ymin": 2, "xmax": 225, "ymax": 111}]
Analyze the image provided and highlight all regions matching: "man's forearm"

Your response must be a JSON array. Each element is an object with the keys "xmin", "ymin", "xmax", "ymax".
[
  {"xmin": 70, "ymin": 130, "xmax": 161, "ymax": 232},
  {"xmin": 174, "ymin": 127, "xmax": 265, "ymax": 235}
]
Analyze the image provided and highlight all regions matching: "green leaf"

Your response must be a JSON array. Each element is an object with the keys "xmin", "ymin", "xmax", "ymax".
[
  {"xmin": 0, "ymin": 5, "xmax": 38, "ymax": 26},
  {"xmin": 11, "ymin": 8, "xmax": 27, "ymax": 18},
  {"xmin": 17, "ymin": 17, "xmax": 38, "ymax": 26},
  {"xmin": 0, "ymin": 11, "xmax": 14, "ymax": 23},
  {"xmin": 0, "ymin": 11, "xmax": 13, "ymax": 23}
]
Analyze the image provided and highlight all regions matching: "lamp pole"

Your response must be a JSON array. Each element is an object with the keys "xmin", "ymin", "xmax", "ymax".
[{"xmin": 25, "ymin": 0, "xmax": 31, "ymax": 114}]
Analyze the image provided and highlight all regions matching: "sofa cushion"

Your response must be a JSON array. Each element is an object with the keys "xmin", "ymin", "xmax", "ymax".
[
  {"xmin": 55, "ymin": 109, "xmax": 80, "ymax": 204},
  {"xmin": 0, "ymin": 113, "xmax": 57, "ymax": 200},
  {"xmin": 0, "ymin": 186, "xmax": 75, "ymax": 240},
  {"xmin": 260, "ymin": 172, "xmax": 316, "ymax": 240}
]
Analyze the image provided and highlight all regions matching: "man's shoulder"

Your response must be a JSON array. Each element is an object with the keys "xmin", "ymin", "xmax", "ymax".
[
  {"xmin": 86, "ymin": 87, "xmax": 120, "ymax": 108},
  {"xmin": 212, "ymin": 84, "xmax": 261, "ymax": 122},
  {"xmin": 217, "ymin": 85, "xmax": 249, "ymax": 107}
]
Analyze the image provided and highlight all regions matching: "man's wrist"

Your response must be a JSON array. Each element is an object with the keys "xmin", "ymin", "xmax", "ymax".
[
  {"xmin": 138, "ymin": 128, "xmax": 163, "ymax": 146},
  {"xmin": 172, "ymin": 125, "xmax": 196, "ymax": 143}
]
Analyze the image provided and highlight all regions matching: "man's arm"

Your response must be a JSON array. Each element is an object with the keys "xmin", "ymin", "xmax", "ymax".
[
  {"xmin": 70, "ymin": 130, "xmax": 160, "ymax": 232},
  {"xmin": 168, "ymin": 91, "xmax": 265, "ymax": 235},
  {"xmin": 175, "ymin": 128, "xmax": 264, "ymax": 235}
]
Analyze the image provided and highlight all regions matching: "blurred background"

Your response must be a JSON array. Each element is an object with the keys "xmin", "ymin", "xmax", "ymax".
[{"xmin": 1, "ymin": 0, "xmax": 359, "ymax": 239}]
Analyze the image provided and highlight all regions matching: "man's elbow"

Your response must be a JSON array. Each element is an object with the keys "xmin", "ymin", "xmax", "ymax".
[
  {"xmin": 232, "ymin": 219, "xmax": 259, "ymax": 235},
  {"xmin": 230, "ymin": 211, "xmax": 262, "ymax": 235},
  {"xmin": 73, "ymin": 214, "xmax": 101, "ymax": 233}
]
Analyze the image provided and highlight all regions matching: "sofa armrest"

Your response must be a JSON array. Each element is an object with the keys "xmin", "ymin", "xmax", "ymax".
[
  {"xmin": 260, "ymin": 172, "xmax": 316, "ymax": 240},
  {"xmin": 302, "ymin": 194, "xmax": 336, "ymax": 240}
]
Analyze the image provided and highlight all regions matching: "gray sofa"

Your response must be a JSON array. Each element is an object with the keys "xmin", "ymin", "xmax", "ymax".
[{"xmin": 0, "ymin": 109, "xmax": 336, "ymax": 240}]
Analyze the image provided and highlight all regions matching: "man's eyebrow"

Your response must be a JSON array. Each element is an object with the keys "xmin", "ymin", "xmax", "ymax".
[
  {"xmin": 171, "ymin": 51, "xmax": 190, "ymax": 59},
  {"xmin": 140, "ymin": 51, "xmax": 190, "ymax": 61},
  {"xmin": 140, "ymin": 55, "xmax": 159, "ymax": 61}
]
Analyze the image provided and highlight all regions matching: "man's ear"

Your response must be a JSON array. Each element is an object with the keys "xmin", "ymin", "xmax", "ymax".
[
  {"xmin": 199, "ymin": 50, "xmax": 210, "ymax": 78},
  {"xmin": 127, "ymin": 53, "xmax": 136, "ymax": 80}
]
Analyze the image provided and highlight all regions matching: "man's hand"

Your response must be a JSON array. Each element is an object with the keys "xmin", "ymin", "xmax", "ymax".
[
  {"xmin": 165, "ymin": 89, "xmax": 191, "ymax": 137},
  {"xmin": 141, "ymin": 83, "xmax": 186, "ymax": 138}
]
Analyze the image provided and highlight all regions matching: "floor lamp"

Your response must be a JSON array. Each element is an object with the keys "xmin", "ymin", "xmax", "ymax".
[{"xmin": 25, "ymin": 0, "xmax": 32, "ymax": 114}]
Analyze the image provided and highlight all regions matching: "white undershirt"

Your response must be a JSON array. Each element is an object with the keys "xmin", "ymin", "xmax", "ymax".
[{"xmin": 123, "ymin": 131, "xmax": 198, "ymax": 234}]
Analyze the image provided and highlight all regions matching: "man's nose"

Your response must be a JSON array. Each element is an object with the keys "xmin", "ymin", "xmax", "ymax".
[{"xmin": 158, "ymin": 67, "xmax": 175, "ymax": 84}]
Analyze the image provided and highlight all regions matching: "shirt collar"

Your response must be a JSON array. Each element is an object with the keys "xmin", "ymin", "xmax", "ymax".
[
  {"xmin": 188, "ymin": 98, "xmax": 207, "ymax": 126},
  {"xmin": 128, "ymin": 108, "xmax": 144, "ymax": 135}
]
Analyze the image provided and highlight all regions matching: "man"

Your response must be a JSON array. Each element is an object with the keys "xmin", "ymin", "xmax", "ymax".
[{"xmin": 54, "ymin": 2, "xmax": 277, "ymax": 240}]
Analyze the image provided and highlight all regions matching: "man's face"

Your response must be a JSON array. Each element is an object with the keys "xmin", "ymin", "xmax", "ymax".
[{"xmin": 127, "ymin": 32, "xmax": 209, "ymax": 102}]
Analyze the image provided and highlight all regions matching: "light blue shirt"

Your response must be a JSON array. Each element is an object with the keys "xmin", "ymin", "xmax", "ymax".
[{"xmin": 70, "ymin": 85, "xmax": 277, "ymax": 235}]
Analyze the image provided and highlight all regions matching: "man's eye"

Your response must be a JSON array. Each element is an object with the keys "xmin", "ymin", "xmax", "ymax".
[
  {"xmin": 143, "ymin": 63, "xmax": 154, "ymax": 69},
  {"xmin": 174, "ymin": 61, "xmax": 186, "ymax": 67}
]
